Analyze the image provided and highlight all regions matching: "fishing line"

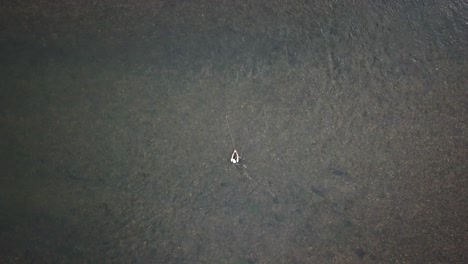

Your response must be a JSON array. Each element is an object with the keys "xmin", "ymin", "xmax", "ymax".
[{"xmin": 225, "ymin": 116, "xmax": 236, "ymax": 149}]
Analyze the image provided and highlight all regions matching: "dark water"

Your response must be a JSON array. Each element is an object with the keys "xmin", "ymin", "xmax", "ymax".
[{"xmin": 1, "ymin": 1, "xmax": 467, "ymax": 263}]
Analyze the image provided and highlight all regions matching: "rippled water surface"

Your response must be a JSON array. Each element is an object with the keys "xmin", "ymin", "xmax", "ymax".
[{"xmin": 1, "ymin": 0, "xmax": 467, "ymax": 263}]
